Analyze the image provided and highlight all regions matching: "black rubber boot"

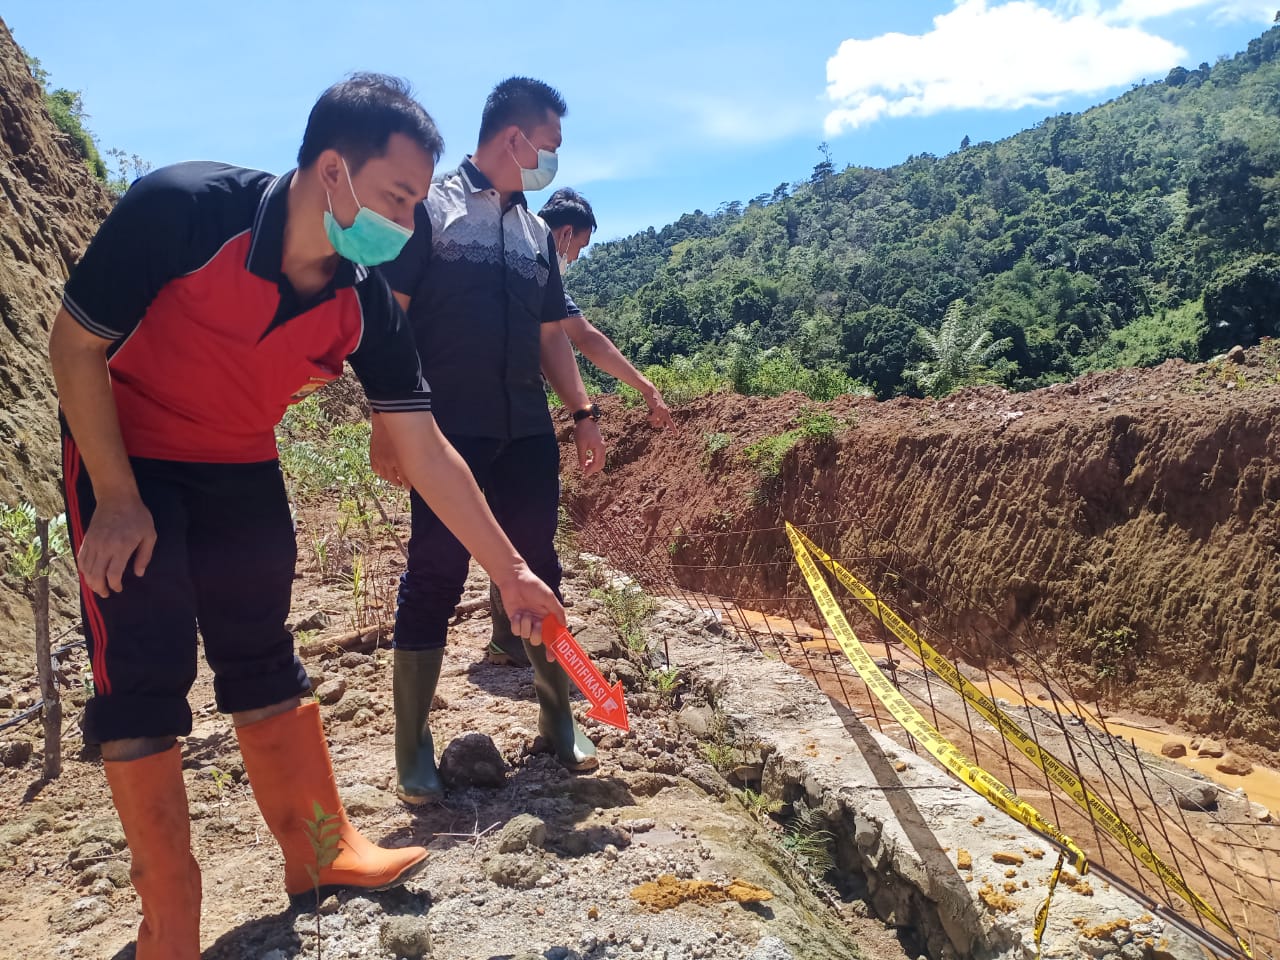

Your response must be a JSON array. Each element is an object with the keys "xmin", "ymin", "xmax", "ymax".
[
  {"xmin": 524, "ymin": 636, "xmax": 598, "ymax": 771},
  {"xmin": 487, "ymin": 581, "xmax": 531, "ymax": 667},
  {"xmin": 393, "ymin": 648, "xmax": 446, "ymax": 804}
]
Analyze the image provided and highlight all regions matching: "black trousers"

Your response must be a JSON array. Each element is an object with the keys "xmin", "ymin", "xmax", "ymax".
[
  {"xmin": 62, "ymin": 430, "xmax": 307, "ymax": 744},
  {"xmin": 393, "ymin": 432, "xmax": 562, "ymax": 651}
]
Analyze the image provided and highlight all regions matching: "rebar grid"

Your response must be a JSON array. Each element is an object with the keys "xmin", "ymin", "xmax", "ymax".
[{"xmin": 568, "ymin": 499, "xmax": 1279, "ymax": 960}]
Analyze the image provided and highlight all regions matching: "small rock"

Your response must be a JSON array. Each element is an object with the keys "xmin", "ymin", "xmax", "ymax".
[
  {"xmin": 49, "ymin": 896, "xmax": 110, "ymax": 934},
  {"xmin": 1216, "ymin": 753, "xmax": 1253, "ymax": 776},
  {"xmin": 1196, "ymin": 739, "xmax": 1225, "ymax": 758},
  {"xmin": 576, "ymin": 623, "xmax": 627, "ymax": 660},
  {"xmin": 331, "ymin": 689, "xmax": 373, "ymax": 721},
  {"xmin": 293, "ymin": 611, "xmax": 330, "ymax": 632},
  {"xmin": 352, "ymin": 707, "xmax": 377, "ymax": 727},
  {"xmin": 729, "ymin": 763, "xmax": 764, "ymax": 786},
  {"xmin": 439, "ymin": 733, "xmax": 508, "ymax": 789},
  {"xmin": 625, "ymin": 773, "xmax": 678, "ymax": 797},
  {"xmin": 1159, "ymin": 740, "xmax": 1186, "ymax": 759},
  {"xmin": 342, "ymin": 783, "xmax": 395, "ymax": 816},
  {"xmin": 68, "ymin": 842, "xmax": 117, "ymax": 870},
  {"xmin": 497, "ymin": 814, "xmax": 547, "ymax": 853},
  {"xmin": 314, "ymin": 678, "xmax": 347, "ymax": 705},
  {"xmin": 379, "ymin": 914, "xmax": 433, "ymax": 958},
  {"xmin": 747, "ymin": 937, "xmax": 797, "ymax": 960},
  {"xmin": 1250, "ymin": 802, "xmax": 1272, "ymax": 822},
  {"xmin": 1173, "ymin": 782, "xmax": 1218, "ymax": 811},
  {"xmin": 78, "ymin": 860, "xmax": 131, "ymax": 889},
  {"xmin": 616, "ymin": 750, "xmax": 647, "ymax": 771},
  {"xmin": 676, "ymin": 706, "xmax": 714, "ymax": 737},
  {"xmin": 0, "ymin": 740, "xmax": 33, "ymax": 768},
  {"xmin": 485, "ymin": 852, "xmax": 547, "ymax": 888},
  {"xmin": 89, "ymin": 879, "xmax": 116, "ymax": 896},
  {"xmin": 683, "ymin": 763, "xmax": 730, "ymax": 799},
  {"xmin": 1226, "ymin": 345, "xmax": 1246, "ymax": 363},
  {"xmin": 339, "ymin": 652, "xmax": 371, "ymax": 668},
  {"xmin": 610, "ymin": 660, "xmax": 645, "ymax": 691}
]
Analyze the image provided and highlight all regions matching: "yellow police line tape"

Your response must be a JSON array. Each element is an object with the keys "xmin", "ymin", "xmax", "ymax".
[
  {"xmin": 785, "ymin": 524, "xmax": 1078, "ymax": 956},
  {"xmin": 1034, "ymin": 852, "xmax": 1065, "ymax": 954},
  {"xmin": 785, "ymin": 521, "xmax": 1253, "ymax": 959},
  {"xmin": 784, "ymin": 523, "xmax": 1088, "ymax": 868}
]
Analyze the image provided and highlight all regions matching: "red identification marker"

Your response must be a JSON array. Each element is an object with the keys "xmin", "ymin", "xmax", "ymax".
[{"xmin": 542, "ymin": 617, "xmax": 630, "ymax": 732}]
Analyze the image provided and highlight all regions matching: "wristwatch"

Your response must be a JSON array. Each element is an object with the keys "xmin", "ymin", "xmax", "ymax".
[{"xmin": 572, "ymin": 403, "xmax": 602, "ymax": 424}]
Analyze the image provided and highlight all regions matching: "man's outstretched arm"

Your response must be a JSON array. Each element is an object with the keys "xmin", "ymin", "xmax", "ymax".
[
  {"xmin": 562, "ymin": 313, "xmax": 674, "ymax": 430},
  {"xmin": 377, "ymin": 410, "xmax": 565, "ymax": 638}
]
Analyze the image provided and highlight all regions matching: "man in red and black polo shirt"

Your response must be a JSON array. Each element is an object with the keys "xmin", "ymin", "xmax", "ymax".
[{"xmin": 49, "ymin": 74, "xmax": 562, "ymax": 960}]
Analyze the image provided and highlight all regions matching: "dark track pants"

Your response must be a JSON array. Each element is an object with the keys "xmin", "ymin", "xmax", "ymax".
[
  {"xmin": 393, "ymin": 432, "xmax": 562, "ymax": 651},
  {"xmin": 62, "ymin": 431, "xmax": 308, "ymax": 744}
]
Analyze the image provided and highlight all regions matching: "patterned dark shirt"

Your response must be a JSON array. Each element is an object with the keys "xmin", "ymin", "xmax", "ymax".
[{"xmin": 381, "ymin": 158, "xmax": 567, "ymax": 440}]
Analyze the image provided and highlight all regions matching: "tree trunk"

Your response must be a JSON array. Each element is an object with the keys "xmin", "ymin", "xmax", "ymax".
[{"xmin": 34, "ymin": 519, "xmax": 60, "ymax": 780}]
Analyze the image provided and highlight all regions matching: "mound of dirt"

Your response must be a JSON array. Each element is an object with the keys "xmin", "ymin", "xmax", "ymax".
[{"xmin": 565, "ymin": 348, "xmax": 1280, "ymax": 756}]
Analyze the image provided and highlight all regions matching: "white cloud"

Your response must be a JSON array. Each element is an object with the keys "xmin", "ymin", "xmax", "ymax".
[
  {"xmin": 824, "ymin": 0, "xmax": 1191, "ymax": 135},
  {"xmin": 1100, "ymin": 0, "xmax": 1212, "ymax": 22},
  {"xmin": 1205, "ymin": 0, "xmax": 1279, "ymax": 23},
  {"xmin": 1100, "ymin": 0, "xmax": 1276, "ymax": 21}
]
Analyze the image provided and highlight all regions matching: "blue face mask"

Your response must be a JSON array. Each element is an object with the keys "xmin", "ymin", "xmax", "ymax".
[
  {"xmin": 513, "ymin": 131, "xmax": 558, "ymax": 192},
  {"xmin": 323, "ymin": 158, "xmax": 413, "ymax": 266}
]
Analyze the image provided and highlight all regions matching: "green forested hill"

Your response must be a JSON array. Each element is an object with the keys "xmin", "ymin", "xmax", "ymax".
[{"xmin": 571, "ymin": 27, "xmax": 1280, "ymax": 399}]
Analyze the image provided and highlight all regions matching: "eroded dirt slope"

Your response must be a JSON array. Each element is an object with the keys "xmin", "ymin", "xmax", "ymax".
[
  {"xmin": 565, "ymin": 349, "xmax": 1280, "ymax": 754},
  {"xmin": 0, "ymin": 16, "xmax": 113, "ymax": 671}
]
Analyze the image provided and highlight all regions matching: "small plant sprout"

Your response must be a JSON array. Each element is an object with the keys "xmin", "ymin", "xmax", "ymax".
[
  {"xmin": 303, "ymin": 801, "xmax": 342, "ymax": 957},
  {"xmin": 734, "ymin": 787, "xmax": 783, "ymax": 822},
  {"xmin": 782, "ymin": 805, "xmax": 835, "ymax": 875},
  {"xmin": 648, "ymin": 667, "xmax": 682, "ymax": 704},
  {"xmin": 209, "ymin": 766, "xmax": 233, "ymax": 804}
]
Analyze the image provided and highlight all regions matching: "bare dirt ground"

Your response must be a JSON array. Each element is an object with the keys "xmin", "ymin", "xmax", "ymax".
[{"xmin": 0, "ymin": 526, "xmax": 912, "ymax": 960}]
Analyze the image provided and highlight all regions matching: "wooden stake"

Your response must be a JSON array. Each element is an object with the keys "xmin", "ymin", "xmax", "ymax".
[{"xmin": 34, "ymin": 519, "xmax": 60, "ymax": 780}]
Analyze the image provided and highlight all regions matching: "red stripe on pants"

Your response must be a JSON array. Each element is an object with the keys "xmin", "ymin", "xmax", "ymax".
[{"xmin": 63, "ymin": 434, "xmax": 112, "ymax": 695}]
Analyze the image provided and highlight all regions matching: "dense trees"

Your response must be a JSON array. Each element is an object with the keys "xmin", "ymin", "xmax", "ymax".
[{"xmin": 571, "ymin": 27, "xmax": 1280, "ymax": 399}]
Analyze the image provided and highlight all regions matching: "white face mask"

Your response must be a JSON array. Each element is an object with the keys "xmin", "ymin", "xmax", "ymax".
[{"xmin": 513, "ymin": 130, "xmax": 558, "ymax": 192}]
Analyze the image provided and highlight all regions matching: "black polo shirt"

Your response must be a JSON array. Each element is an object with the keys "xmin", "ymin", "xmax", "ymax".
[
  {"xmin": 381, "ymin": 158, "xmax": 568, "ymax": 441},
  {"xmin": 62, "ymin": 161, "xmax": 431, "ymax": 462}
]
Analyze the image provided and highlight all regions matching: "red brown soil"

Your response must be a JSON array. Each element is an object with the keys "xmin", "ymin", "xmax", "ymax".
[{"xmin": 563, "ymin": 349, "xmax": 1280, "ymax": 758}]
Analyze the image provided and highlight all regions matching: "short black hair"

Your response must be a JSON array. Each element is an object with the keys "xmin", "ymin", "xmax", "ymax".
[
  {"xmin": 298, "ymin": 73, "xmax": 444, "ymax": 171},
  {"xmin": 539, "ymin": 188, "xmax": 597, "ymax": 233},
  {"xmin": 478, "ymin": 77, "xmax": 567, "ymax": 144}
]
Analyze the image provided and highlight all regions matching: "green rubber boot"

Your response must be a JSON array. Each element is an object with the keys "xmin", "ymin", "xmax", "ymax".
[
  {"xmin": 393, "ymin": 648, "xmax": 446, "ymax": 805},
  {"xmin": 487, "ymin": 581, "xmax": 531, "ymax": 667},
  {"xmin": 524, "ymin": 636, "xmax": 599, "ymax": 772}
]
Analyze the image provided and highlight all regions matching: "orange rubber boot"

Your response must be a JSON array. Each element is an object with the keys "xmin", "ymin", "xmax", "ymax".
[
  {"xmin": 103, "ymin": 745, "xmax": 202, "ymax": 960},
  {"xmin": 236, "ymin": 702, "xmax": 428, "ymax": 906}
]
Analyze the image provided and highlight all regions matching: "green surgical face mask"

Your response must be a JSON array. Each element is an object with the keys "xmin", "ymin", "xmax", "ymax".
[{"xmin": 323, "ymin": 157, "xmax": 413, "ymax": 266}]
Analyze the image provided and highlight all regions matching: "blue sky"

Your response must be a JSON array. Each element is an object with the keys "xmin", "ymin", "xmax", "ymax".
[{"xmin": 5, "ymin": 1, "xmax": 1276, "ymax": 241}]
